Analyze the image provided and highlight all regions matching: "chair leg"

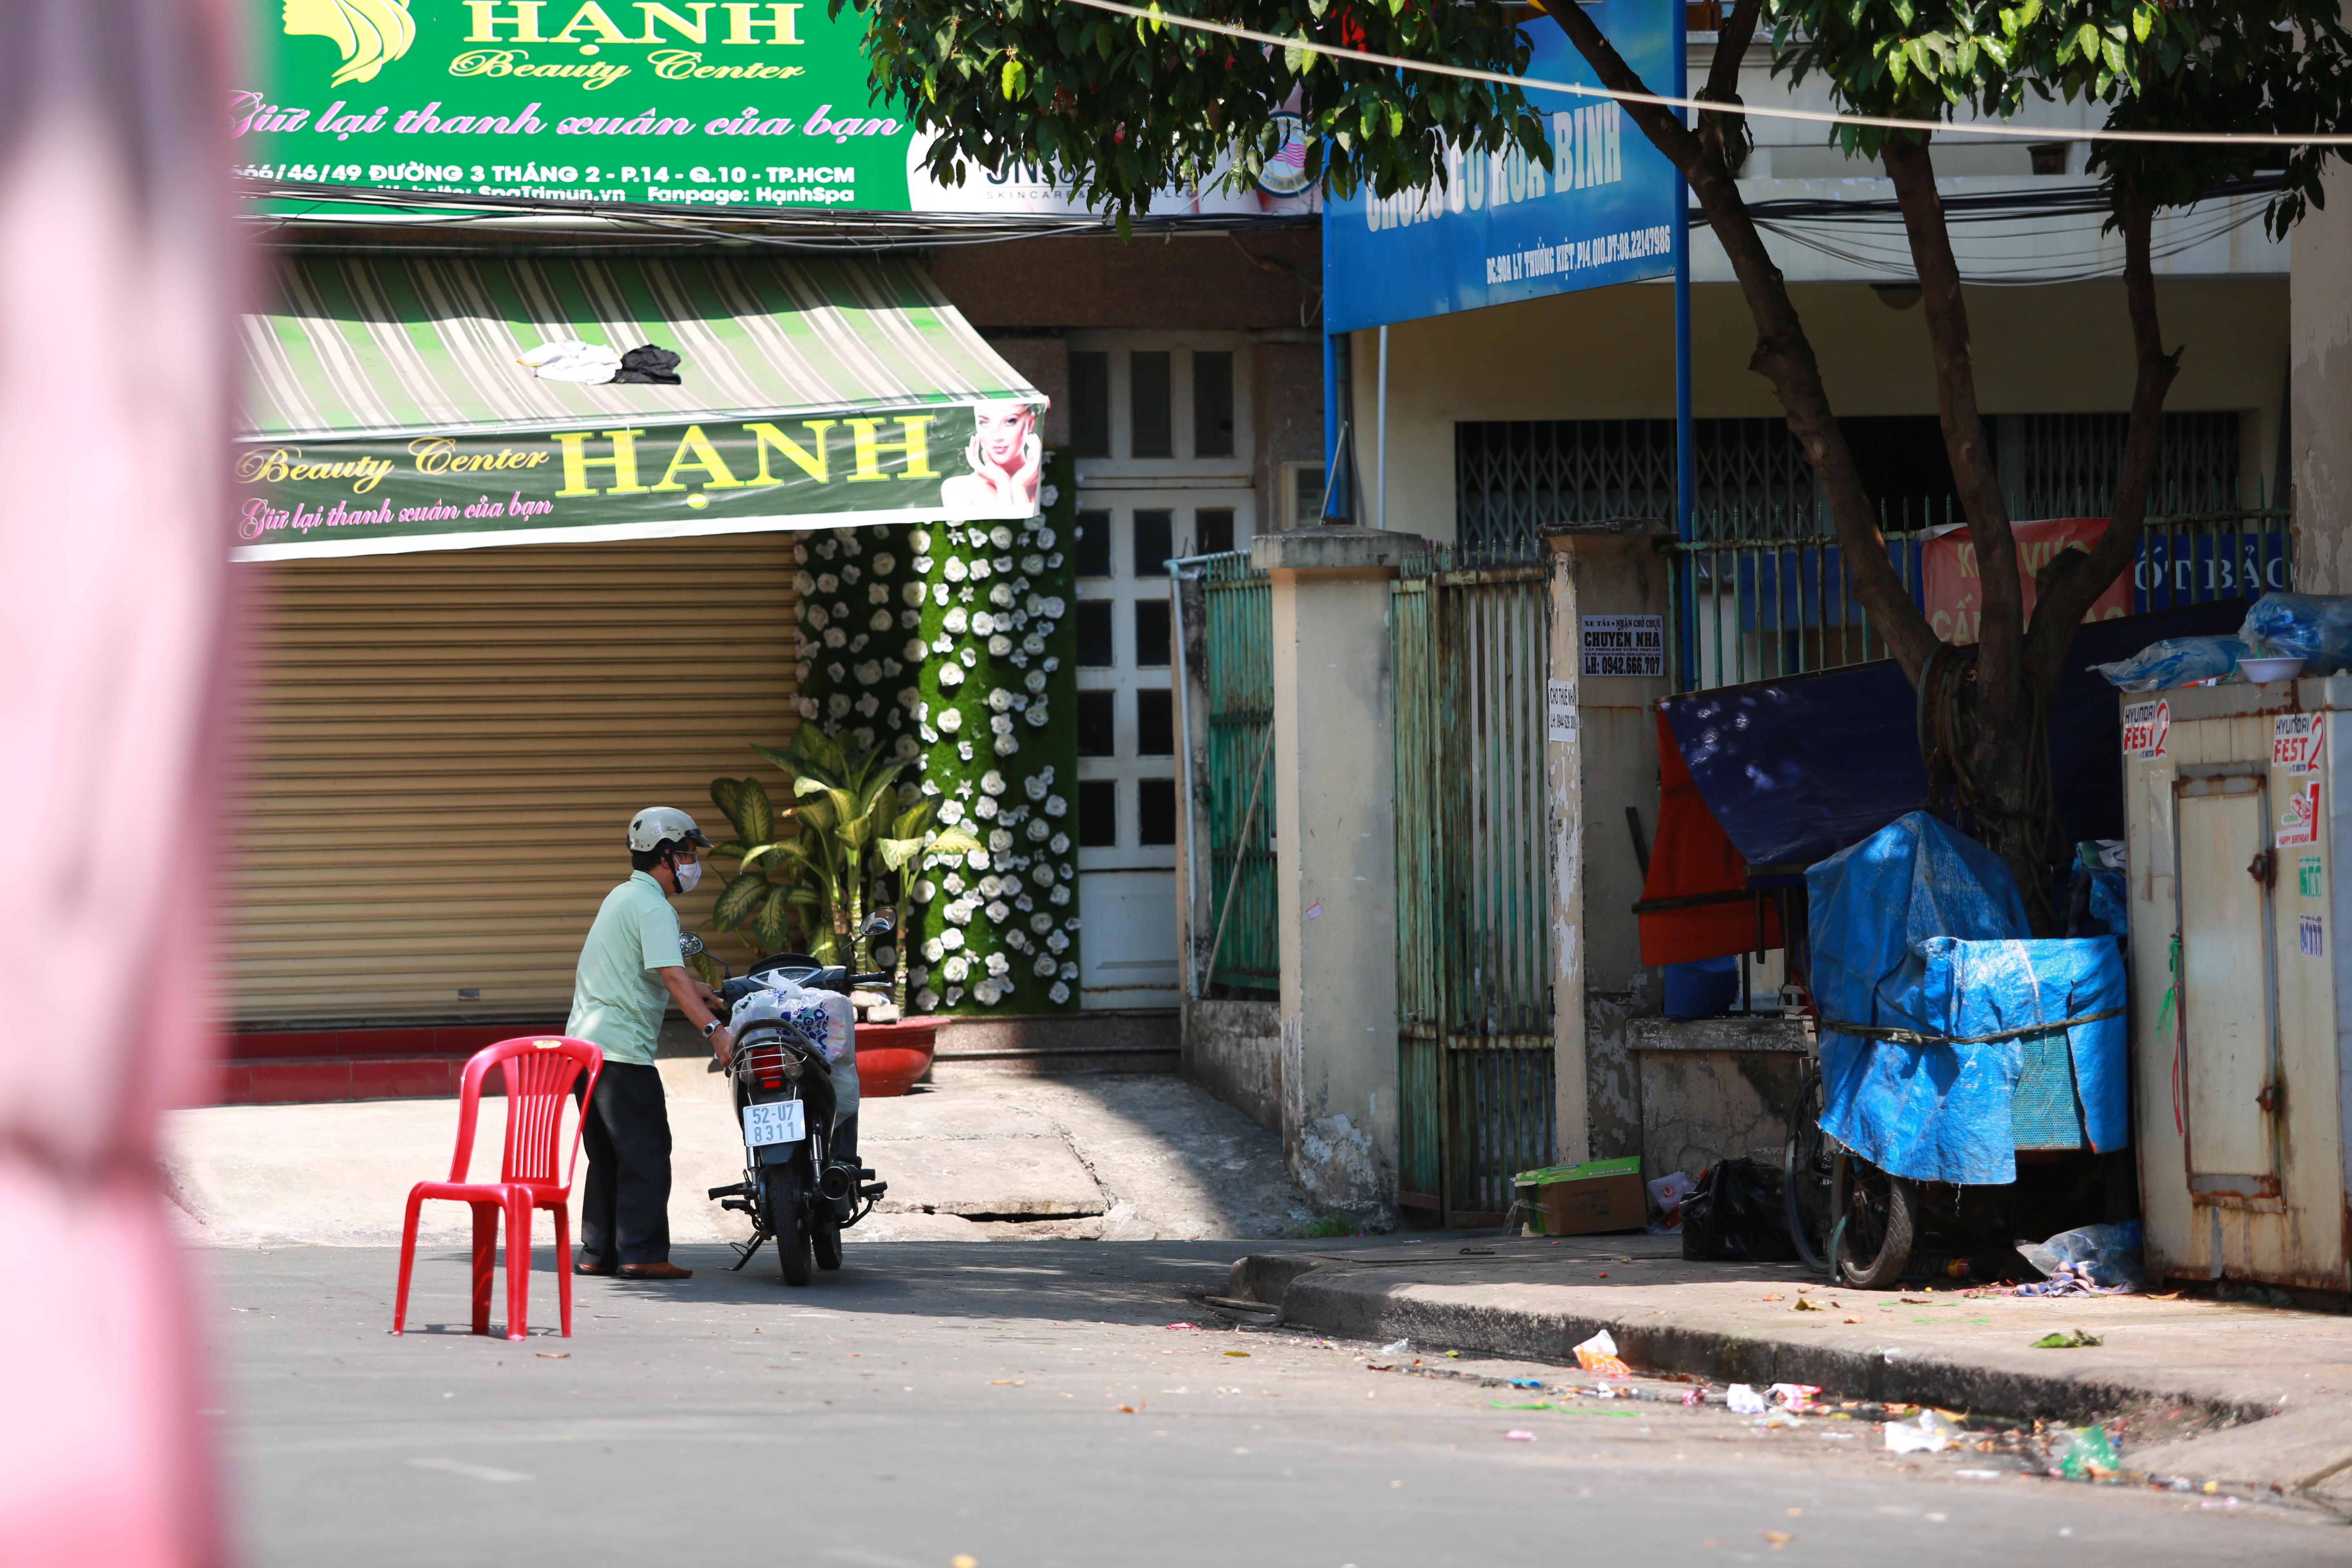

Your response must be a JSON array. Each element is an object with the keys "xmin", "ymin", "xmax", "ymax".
[
  {"xmin": 470, "ymin": 1202, "xmax": 497, "ymax": 1336},
  {"xmin": 505, "ymin": 1189, "xmax": 533, "ymax": 1342},
  {"xmin": 553, "ymin": 1203, "xmax": 573, "ymax": 1338},
  {"xmin": 392, "ymin": 1187, "xmax": 428, "ymax": 1335}
]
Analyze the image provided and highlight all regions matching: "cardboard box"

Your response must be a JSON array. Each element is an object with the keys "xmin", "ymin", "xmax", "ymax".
[{"xmin": 1517, "ymin": 1156, "xmax": 1647, "ymax": 1237}]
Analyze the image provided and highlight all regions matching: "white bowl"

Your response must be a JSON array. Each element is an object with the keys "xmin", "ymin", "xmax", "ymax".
[{"xmin": 2240, "ymin": 656, "xmax": 2307, "ymax": 684}]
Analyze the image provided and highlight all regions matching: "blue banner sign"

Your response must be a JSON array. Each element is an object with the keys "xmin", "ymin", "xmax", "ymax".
[{"xmin": 1322, "ymin": 1, "xmax": 1680, "ymax": 332}]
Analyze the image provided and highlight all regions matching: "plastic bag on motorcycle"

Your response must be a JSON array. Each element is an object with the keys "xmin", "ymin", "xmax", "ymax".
[{"xmin": 730, "ymin": 982, "xmax": 859, "ymax": 1116}]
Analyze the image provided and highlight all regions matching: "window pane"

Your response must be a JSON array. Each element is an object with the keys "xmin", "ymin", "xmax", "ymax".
[
  {"xmin": 1133, "ymin": 510, "xmax": 1173, "ymax": 577},
  {"xmin": 1069, "ymin": 352, "xmax": 1110, "ymax": 457},
  {"xmin": 1075, "ymin": 602, "xmax": 1115, "ymax": 667},
  {"xmin": 1196, "ymin": 508, "xmax": 1234, "ymax": 554},
  {"xmin": 1076, "ymin": 690, "xmax": 1115, "ymax": 755},
  {"xmin": 1074, "ymin": 510, "xmax": 1112, "ymax": 578},
  {"xmin": 1193, "ymin": 350, "xmax": 1234, "ymax": 458},
  {"xmin": 1291, "ymin": 468, "xmax": 1325, "ymax": 523},
  {"xmin": 1136, "ymin": 688, "xmax": 1174, "ymax": 754},
  {"xmin": 1138, "ymin": 779, "xmax": 1177, "ymax": 845},
  {"xmin": 1134, "ymin": 601, "xmax": 1172, "ymax": 669},
  {"xmin": 1078, "ymin": 779, "xmax": 1119, "ymax": 847},
  {"xmin": 1130, "ymin": 351, "xmax": 1172, "ymax": 457}
]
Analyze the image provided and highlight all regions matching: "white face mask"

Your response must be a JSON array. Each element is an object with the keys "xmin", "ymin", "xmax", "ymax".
[{"xmin": 673, "ymin": 858, "xmax": 703, "ymax": 893}]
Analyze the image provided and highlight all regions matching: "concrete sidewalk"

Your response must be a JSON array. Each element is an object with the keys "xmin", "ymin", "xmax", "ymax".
[
  {"xmin": 1228, "ymin": 1234, "xmax": 2352, "ymax": 1510},
  {"xmin": 163, "ymin": 1067, "xmax": 1313, "ymax": 1249}
]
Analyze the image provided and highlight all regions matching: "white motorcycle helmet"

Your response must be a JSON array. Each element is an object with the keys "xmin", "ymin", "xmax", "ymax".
[{"xmin": 627, "ymin": 806, "xmax": 712, "ymax": 853}]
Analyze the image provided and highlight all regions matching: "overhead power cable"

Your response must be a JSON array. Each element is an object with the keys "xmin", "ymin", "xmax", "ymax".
[{"xmin": 1069, "ymin": 0, "xmax": 2352, "ymax": 147}]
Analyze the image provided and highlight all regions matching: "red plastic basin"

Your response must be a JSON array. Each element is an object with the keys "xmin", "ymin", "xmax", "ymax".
[{"xmin": 854, "ymin": 1018, "xmax": 938, "ymax": 1098}]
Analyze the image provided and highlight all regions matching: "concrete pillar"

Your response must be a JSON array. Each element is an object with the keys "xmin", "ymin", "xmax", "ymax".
[
  {"xmin": 1252, "ymin": 525, "xmax": 1421, "ymax": 1213},
  {"xmin": 1543, "ymin": 522, "xmax": 1674, "ymax": 1163}
]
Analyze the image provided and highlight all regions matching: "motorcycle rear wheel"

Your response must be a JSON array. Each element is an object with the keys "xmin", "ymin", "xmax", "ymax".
[
  {"xmin": 765, "ymin": 1164, "xmax": 815, "ymax": 1287},
  {"xmin": 813, "ymin": 1223, "xmax": 843, "ymax": 1271}
]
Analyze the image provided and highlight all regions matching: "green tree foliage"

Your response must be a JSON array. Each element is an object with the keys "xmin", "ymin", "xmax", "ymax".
[
  {"xmin": 1766, "ymin": 1, "xmax": 2352, "ymax": 232},
  {"xmin": 842, "ymin": 0, "xmax": 2352, "ymax": 922},
  {"xmin": 835, "ymin": 0, "xmax": 1549, "ymax": 221},
  {"xmin": 707, "ymin": 727, "xmax": 982, "ymax": 982}
]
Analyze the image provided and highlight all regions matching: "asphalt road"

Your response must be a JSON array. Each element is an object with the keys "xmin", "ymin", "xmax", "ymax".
[{"xmin": 209, "ymin": 1241, "xmax": 2347, "ymax": 1567}]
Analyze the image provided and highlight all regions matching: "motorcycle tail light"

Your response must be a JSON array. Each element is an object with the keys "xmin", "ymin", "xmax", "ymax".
[{"xmin": 743, "ymin": 1038, "xmax": 795, "ymax": 1091}]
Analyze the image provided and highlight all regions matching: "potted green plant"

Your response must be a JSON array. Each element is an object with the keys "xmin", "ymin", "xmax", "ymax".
[{"xmin": 702, "ymin": 727, "xmax": 981, "ymax": 1001}]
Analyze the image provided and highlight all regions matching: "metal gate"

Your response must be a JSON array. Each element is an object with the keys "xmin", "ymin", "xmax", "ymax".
[
  {"xmin": 1392, "ymin": 550, "xmax": 1556, "ymax": 1224},
  {"xmin": 1193, "ymin": 552, "xmax": 1277, "ymax": 994}
]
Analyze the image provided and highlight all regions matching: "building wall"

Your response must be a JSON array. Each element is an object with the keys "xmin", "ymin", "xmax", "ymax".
[
  {"xmin": 2294, "ymin": 161, "xmax": 2352, "ymax": 592},
  {"xmin": 933, "ymin": 229, "xmax": 1325, "ymax": 540},
  {"xmin": 931, "ymin": 231, "xmax": 1320, "ymax": 330},
  {"xmin": 1352, "ymin": 278, "xmax": 2288, "ymax": 544}
]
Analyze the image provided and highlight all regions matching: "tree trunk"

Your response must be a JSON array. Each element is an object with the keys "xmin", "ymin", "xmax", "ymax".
[
  {"xmin": 1545, "ymin": 0, "xmax": 1939, "ymax": 683},
  {"xmin": 1547, "ymin": 4, "xmax": 2181, "ymax": 932}
]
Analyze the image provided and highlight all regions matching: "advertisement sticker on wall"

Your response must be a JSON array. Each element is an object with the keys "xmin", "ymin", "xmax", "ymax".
[
  {"xmin": 2274, "ymin": 711, "xmax": 2326, "ymax": 775},
  {"xmin": 2121, "ymin": 699, "xmax": 2169, "ymax": 762}
]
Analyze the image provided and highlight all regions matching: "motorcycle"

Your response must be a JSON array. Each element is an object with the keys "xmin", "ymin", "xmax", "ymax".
[{"xmin": 691, "ymin": 912, "xmax": 894, "ymax": 1285}]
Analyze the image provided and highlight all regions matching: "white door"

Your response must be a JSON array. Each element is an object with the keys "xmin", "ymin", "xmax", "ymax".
[{"xmin": 1067, "ymin": 334, "xmax": 1257, "ymax": 1009}]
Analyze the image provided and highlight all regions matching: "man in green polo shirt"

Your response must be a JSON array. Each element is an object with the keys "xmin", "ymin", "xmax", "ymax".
[{"xmin": 568, "ymin": 806, "xmax": 735, "ymax": 1281}]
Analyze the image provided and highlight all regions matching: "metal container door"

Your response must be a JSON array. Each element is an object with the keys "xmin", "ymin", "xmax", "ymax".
[{"xmin": 2173, "ymin": 768, "xmax": 2279, "ymax": 1196}]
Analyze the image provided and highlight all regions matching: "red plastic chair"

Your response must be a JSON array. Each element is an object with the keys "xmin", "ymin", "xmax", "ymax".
[{"xmin": 392, "ymin": 1036, "xmax": 602, "ymax": 1342}]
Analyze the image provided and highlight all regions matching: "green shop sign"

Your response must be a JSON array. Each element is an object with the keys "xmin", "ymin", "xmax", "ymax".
[
  {"xmin": 240, "ymin": 0, "xmax": 917, "ymax": 208},
  {"xmin": 232, "ymin": 407, "xmax": 1043, "ymax": 559}
]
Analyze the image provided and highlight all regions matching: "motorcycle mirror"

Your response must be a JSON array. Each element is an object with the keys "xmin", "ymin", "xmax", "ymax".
[
  {"xmin": 862, "ymin": 909, "xmax": 896, "ymax": 938},
  {"xmin": 677, "ymin": 932, "xmax": 706, "ymax": 959}
]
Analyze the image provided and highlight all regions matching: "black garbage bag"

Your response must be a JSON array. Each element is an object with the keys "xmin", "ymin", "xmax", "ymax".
[
  {"xmin": 612, "ymin": 343, "xmax": 683, "ymax": 384},
  {"xmin": 1681, "ymin": 1156, "xmax": 1795, "ymax": 1263}
]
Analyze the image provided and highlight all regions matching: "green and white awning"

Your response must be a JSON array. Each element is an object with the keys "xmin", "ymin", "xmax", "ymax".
[{"xmin": 234, "ymin": 254, "xmax": 1045, "ymax": 560}]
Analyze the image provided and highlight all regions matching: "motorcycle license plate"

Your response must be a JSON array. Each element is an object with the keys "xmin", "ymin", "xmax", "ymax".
[{"xmin": 742, "ymin": 1100, "xmax": 806, "ymax": 1148}]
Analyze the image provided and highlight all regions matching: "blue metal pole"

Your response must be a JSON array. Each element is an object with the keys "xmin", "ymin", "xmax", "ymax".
[{"xmin": 1673, "ymin": 22, "xmax": 1696, "ymax": 690}]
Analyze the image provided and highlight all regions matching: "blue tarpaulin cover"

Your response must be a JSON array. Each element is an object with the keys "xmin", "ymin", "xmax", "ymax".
[
  {"xmin": 1808, "ymin": 812, "xmax": 2130, "ymax": 1185},
  {"xmin": 1663, "ymin": 601, "xmax": 2247, "ymax": 869}
]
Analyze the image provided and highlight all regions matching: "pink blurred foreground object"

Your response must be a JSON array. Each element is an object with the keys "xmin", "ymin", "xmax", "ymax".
[
  {"xmin": 0, "ymin": 2, "xmax": 241, "ymax": 1564},
  {"xmin": 392, "ymin": 1037, "xmax": 603, "ymax": 1342}
]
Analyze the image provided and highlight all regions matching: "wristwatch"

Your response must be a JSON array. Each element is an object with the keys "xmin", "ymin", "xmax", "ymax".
[{"xmin": 702, "ymin": 1018, "xmax": 724, "ymax": 1039}]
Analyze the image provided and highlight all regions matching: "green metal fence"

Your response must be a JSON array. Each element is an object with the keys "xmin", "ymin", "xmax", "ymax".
[
  {"xmin": 1393, "ymin": 547, "xmax": 1556, "ymax": 1223},
  {"xmin": 1193, "ymin": 552, "xmax": 1277, "ymax": 996}
]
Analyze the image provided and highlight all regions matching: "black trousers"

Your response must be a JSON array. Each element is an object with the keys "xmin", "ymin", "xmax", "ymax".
[{"xmin": 578, "ymin": 1062, "xmax": 671, "ymax": 1266}]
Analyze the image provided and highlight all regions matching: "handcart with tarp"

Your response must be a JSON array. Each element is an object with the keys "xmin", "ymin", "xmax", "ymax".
[{"xmin": 1779, "ymin": 813, "xmax": 2132, "ymax": 1285}]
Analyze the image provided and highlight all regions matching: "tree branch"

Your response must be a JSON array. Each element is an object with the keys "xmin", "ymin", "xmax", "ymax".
[
  {"xmin": 1880, "ymin": 136, "xmax": 2018, "ymax": 697},
  {"xmin": 2024, "ymin": 200, "xmax": 2178, "ymax": 691},
  {"xmin": 1546, "ymin": 2, "xmax": 1940, "ymax": 680}
]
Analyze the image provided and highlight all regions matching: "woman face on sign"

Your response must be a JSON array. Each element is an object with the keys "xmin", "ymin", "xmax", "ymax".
[{"xmin": 973, "ymin": 402, "xmax": 1036, "ymax": 471}]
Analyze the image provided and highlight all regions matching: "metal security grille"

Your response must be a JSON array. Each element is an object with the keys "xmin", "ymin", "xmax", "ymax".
[
  {"xmin": 2012, "ymin": 411, "xmax": 2243, "ymax": 517},
  {"xmin": 1460, "ymin": 411, "xmax": 2249, "ymax": 548},
  {"xmin": 227, "ymin": 535, "xmax": 799, "ymax": 1023},
  {"xmin": 1194, "ymin": 552, "xmax": 1277, "ymax": 995},
  {"xmin": 1675, "ymin": 503, "xmax": 2290, "ymax": 690},
  {"xmin": 1393, "ymin": 547, "xmax": 1555, "ymax": 1223},
  {"xmin": 1456, "ymin": 419, "xmax": 1813, "ymax": 548}
]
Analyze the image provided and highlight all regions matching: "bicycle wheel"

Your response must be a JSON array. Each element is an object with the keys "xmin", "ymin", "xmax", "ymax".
[
  {"xmin": 1830, "ymin": 1150, "xmax": 1918, "ymax": 1290},
  {"xmin": 1783, "ymin": 1059, "xmax": 1835, "ymax": 1274}
]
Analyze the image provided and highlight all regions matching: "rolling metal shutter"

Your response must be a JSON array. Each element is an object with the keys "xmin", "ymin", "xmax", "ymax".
[{"xmin": 225, "ymin": 533, "xmax": 797, "ymax": 1025}]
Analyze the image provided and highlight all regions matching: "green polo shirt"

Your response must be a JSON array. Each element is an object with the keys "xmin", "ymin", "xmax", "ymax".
[{"xmin": 566, "ymin": 871, "xmax": 683, "ymax": 1066}]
